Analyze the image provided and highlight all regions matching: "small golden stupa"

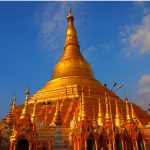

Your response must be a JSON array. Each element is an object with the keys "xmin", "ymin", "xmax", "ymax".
[{"xmin": 0, "ymin": 9, "xmax": 150, "ymax": 150}]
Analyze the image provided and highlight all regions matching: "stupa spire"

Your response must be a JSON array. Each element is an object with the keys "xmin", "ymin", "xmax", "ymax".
[
  {"xmin": 20, "ymin": 88, "xmax": 30, "ymax": 119},
  {"xmin": 31, "ymin": 100, "xmax": 37, "ymax": 124},
  {"xmin": 125, "ymin": 98, "xmax": 131, "ymax": 122},
  {"xmin": 97, "ymin": 98, "xmax": 104, "ymax": 126},
  {"xmin": 104, "ymin": 92, "xmax": 111, "ymax": 122},
  {"xmin": 11, "ymin": 96, "xmax": 16, "ymax": 112},
  {"xmin": 8, "ymin": 96, "xmax": 16, "ymax": 116},
  {"xmin": 6, "ymin": 97, "xmax": 16, "ymax": 124},
  {"xmin": 80, "ymin": 90, "xmax": 86, "ymax": 120},
  {"xmin": 64, "ymin": 8, "xmax": 79, "ymax": 49},
  {"xmin": 67, "ymin": 8, "xmax": 74, "ymax": 21},
  {"xmin": 115, "ymin": 100, "xmax": 121, "ymax": 127}
]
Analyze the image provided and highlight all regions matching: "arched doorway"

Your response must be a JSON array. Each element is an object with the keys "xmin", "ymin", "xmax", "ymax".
[
  {"xmin": 115, "ymin": 135, "xmax": 122, "ymax": 150},
  {"xmin": 137, "ymin": 135, "xmax": 144, "ymax": 150},
  {"xmin": 16, "ymin": 139, "xmax": 29, "ymax": 150},
  {"xmin": 87, "ymin": 135, "xmax": 95, "ymax": 150}
]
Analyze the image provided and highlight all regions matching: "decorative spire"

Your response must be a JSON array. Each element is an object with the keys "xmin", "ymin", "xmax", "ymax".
[
  {"xmin": 6, "ymin": 97, "xmax": 16, "ymax": 124},
  {"xmin": 25, "ymin": 88, "xmax": 30, "ymax": 101},
  {"xmin": 20, "ymin": 88, "xmax": 30, "ymax": 119},
  {"xmin": 108, "ymin": 95, "xmax": 113, "ymax": 121},
  {"xmin": 80, "ymin": 90, "xmax": 86, "ymax": 120},
  {"xmin": 104, "ymin": 92, "xmax": 111, "ymax": 122},
  {"xmin": 115, "ymin": 100, "xmax": 120, "ymax": 127},
  {"xmin": 65, "ymin": 8, "xmax": 79, "ymax": 49},
  {"xmin": 97, "ymin": 98, "xmax": 104, "ymax": 126},
  {"xmin": 8, "ymin": 96, "xmax": 16, "ymax": 117},
  {"xmin": 31, "ymin": 100, "xmax": 36, "ymax": 124},
  {"xmin": 125, "ymin": 98, "xmax": 131, "ymax": 122},
  {"xmin": 11, "ymin": 96, "xmax": 16, "ymax": 112},
  {"xmin": 67, "ymin": 8, "xmax": 74, "ymax": 22}
]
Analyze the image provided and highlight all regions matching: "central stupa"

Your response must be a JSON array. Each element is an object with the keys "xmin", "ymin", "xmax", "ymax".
[{"xmin": 29, "ymin": 9, "xmax": 114, "ymax": 103}]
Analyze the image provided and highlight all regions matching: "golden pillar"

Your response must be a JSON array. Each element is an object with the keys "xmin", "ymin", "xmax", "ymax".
[{"xmin": 97, "ymin": 97, "xmax": 104, "ymax": 127}]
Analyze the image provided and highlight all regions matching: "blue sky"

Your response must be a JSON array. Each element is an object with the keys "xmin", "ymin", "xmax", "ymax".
[{"xmin": 0, "ymin": 1, "xmax": 150, "ymax": 119}]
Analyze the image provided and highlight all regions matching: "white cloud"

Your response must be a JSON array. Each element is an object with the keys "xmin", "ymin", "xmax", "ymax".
[
  {"xmin": 139, "ymin": 75, "xmax": 150, "ymax": 86},
  {"xmin": 136, "ymin": 75, "xmax": 150, "ymax": 111},
  {"xmin": 121, "ymin": 11, "xmax": 150, "ymax": 57}
]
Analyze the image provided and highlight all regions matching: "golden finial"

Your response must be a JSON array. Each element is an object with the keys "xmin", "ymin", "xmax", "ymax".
[
  {"xmin": 67, "ymin": 8, "xmax": 74, "ymax": 22},
  {"xmin": 115, "ymin": 100, "xmax": 120, "ymax": 127},
  {"xmin": 25, "ymin": 88, "xmax": 30, "ymax": 101},
  {"xmin": 105, "ymin": 92, "xmax": 111, "ymax": 122},
  {"xmin": 31, "ymin": 100, "xmax": 37, "ymax": 124},
  {"xmin": 125, "ymin": 98, "xmax": 131, "ymax": 122},
  {"xmin": 97, "ymin": 97, "xmax": 104, "ymax": 126},
  {"xmin": 20, "ymin": 89, "xmax": 30, "ymax": 119}
]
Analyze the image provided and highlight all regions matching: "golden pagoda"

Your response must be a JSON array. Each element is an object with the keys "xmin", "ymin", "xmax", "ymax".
[{"xmin": 0, "ymin": 9, "xmax": 150, "ymax": 150}]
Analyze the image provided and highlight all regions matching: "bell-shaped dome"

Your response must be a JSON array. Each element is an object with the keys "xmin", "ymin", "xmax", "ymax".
[{"xmin": 29, "ymin": 9, "xmax": 107, "ymax": 103}]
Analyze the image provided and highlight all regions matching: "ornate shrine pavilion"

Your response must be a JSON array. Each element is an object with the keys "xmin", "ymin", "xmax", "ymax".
[{"xmin": 0, "ymin": 9, "xmax": 150, "ymax": 150}]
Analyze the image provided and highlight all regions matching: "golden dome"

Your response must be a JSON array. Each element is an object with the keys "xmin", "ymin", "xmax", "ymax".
[{"xmin": 28, "ymin": 9, "xmax": 109, "ymax": 103}]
